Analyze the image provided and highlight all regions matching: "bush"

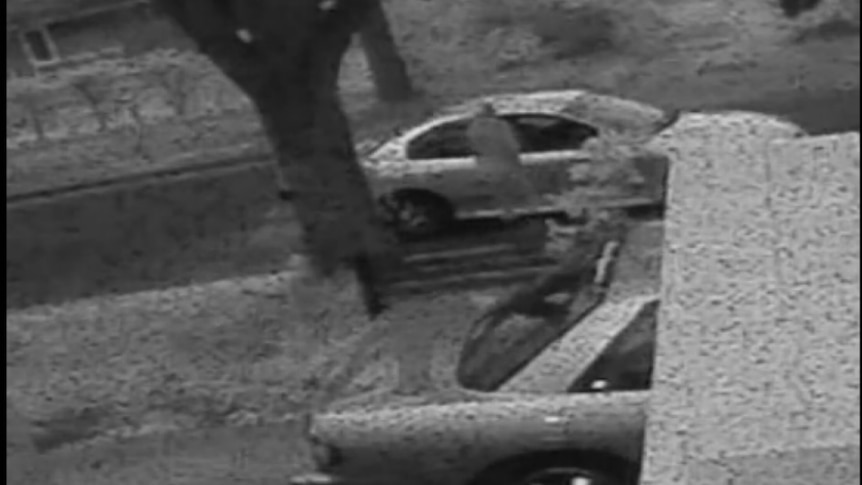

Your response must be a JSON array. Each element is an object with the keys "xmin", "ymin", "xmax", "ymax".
[
  {"xmin": 527, "ymin": 5, "xmax": 619, "ymax": 58},
  {"xmin": 784, "ymin": 0, "xmax": 860, "ymax": 41},
  {"xmin": 472, "ymin": 0, "xmax": 619, "ymax": 59},
  {"xmin": 483, "ymin": 27, "xmax": 546, "ymax": 70},
  {"xmin": 792, "ymin": 16, "xmax": 861, "ymax": 42}
]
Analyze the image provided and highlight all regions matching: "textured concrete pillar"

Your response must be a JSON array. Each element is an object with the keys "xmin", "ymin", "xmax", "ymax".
[{"xmin": 641, "ymin": 132, "xmax": 860, "ymax": 485}]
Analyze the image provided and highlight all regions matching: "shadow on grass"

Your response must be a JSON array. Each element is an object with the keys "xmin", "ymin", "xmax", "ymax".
[
  {"xmin": 792, "ymin": 18, "xmax": 860, "ymax": 43},
  {"xmin": 30, "ymin": 405, "xmax": 112, "ymax": 453}
]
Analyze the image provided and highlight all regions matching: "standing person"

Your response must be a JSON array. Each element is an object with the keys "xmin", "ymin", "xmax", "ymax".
[{"xmin": 466, "ymin": 102, "xmax": 541, "ymax": 221}]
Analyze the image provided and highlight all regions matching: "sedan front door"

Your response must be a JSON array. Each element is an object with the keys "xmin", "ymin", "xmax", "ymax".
[{"xmin": 503, "ymin": 113, "xmax": 601, "ymax": 207}]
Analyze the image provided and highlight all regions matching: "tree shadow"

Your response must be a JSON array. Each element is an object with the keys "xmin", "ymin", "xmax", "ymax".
[
  {"xmin": 30, "ymin": 405, "xmax": 112, "ymax": 453},
  {"xmin": 792, "ymin": 17, "xmax": 860, "ymax": 44}
]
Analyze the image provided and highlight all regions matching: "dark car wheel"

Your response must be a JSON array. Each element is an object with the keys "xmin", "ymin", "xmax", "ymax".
[
  {"xmin": 471, "ymin": 452, "xmax": 639, "ymax": 485},
  {"xmin": 380, "ymin": 191, "xmax": 454, "ymax": 240},
  {"xmin": 515, "ymin": 466, "xmax": 623, "ymax": 485}
]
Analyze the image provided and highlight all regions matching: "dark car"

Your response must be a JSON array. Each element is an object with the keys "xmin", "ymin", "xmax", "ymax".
[{"xmin": 291, "ymin": 292, "xmax": 661, "ymax": 485}]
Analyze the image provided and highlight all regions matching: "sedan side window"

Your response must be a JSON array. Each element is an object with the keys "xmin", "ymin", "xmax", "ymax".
[
  {"xmin": 405, "ymin": 121, "xmax": 474, "ymax": 160},
  {"xmin": 506, "ymin": 114, "xmax": 599, "ymax": 153}
]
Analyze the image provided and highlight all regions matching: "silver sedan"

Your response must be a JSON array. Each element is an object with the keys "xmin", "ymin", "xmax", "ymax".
[{"xmin": 364, "ymin": 90, "xmax": 804, "ymax": 238}]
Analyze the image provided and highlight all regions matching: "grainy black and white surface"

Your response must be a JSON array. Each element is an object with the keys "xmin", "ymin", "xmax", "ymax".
[{"xmin": 6, "ymin": 0, "xmax": 860, "ymax": 484}]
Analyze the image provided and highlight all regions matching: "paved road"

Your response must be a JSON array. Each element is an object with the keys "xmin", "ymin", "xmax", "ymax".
[{"xmin": 6, "ymin": 88, "xmax": 859, "ymax": 309}]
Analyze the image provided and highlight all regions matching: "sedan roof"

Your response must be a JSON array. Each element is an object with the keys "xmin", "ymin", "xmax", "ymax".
[{"xmin": 438, "ymin": 90, "xmax": 674, "ymax": 136}]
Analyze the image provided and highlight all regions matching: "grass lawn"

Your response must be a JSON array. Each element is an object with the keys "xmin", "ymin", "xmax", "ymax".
[
  {"xmin": 6, "ymin": 271, "xmax": 480, "ymax": 448},
  {"xmin": 6, "ymin": 273, "xmax": 483, "ymax": 485},
  {"xmin": 6, "ymin": 218, "xmax": 662, "ymax": 483}
]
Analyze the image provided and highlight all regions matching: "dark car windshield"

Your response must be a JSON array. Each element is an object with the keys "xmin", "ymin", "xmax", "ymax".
[
  {"xmin": 456, "ymin": 289, "xmax": 607, "ymax": 392},
  {"xmin": 456, "ymin": 219, "xmax": 631, "ymax": 393},
  {"xmin": 567, "ymin": 299, "xmax": 659, "ymax": 393}
]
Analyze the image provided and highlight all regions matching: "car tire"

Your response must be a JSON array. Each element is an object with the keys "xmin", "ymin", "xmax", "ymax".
[
  {"xmin": 469, "ymin": 451, "xmax": 639, "ymax": 485},
  {"xmin": 380, "ymin": 191, "xmax": 453, "ymax": 240}
]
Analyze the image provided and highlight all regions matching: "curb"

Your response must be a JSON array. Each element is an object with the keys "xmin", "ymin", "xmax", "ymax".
[{"xmin": 6, "ymin": 140, "xmax": 382, "ymax": 208}]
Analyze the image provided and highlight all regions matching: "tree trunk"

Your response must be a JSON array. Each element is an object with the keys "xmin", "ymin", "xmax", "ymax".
[
  {"xmin": 359, "ymin": 0, "xmax": 415, "ymax": 103},
  {"xmin": 255, "ymin": 61, "xmax": 394, "ymax": 275},
  {"xmin": 156, "ymin": 0, "xmax": 400, "ymax": 315}
]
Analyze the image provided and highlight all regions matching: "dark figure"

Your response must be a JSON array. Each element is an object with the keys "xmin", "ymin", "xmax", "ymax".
[{"xmin": 466, "ymin": 102, "xmax": 542, "ymax": 221}]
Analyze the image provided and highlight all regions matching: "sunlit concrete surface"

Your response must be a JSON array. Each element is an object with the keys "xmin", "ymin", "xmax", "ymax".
[{"xmin": 641, "ymin": 132, "xmax": 860, "ymax": 485}]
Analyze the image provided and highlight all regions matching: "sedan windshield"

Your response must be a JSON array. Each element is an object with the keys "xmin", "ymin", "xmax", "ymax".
[
  {"xmin": 456, "ymin": 289, "xmax": 607, "ymax": 392},
  {"xmin": 567, "ymin": 299, "xmax": 659, "ymax": 393}
]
